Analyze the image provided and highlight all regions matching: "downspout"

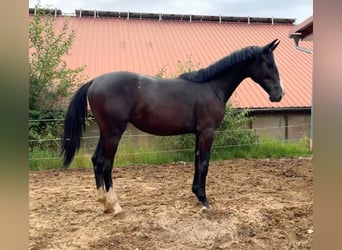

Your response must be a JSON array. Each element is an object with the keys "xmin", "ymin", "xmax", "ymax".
[
  {"xmin": 291, "ymin": 33, "xmax": 313, "ymax": 54},
  {"xmin": 295, "ymin": 44, "xmax": 313, "ymax": 54}
]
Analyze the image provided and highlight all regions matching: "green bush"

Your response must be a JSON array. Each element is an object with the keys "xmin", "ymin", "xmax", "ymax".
[
  {"xmin": 214, "ymin": 103, "xmax": 257, "ymax": 146},
  {"xmin": 29, "ymin": 110, "xmax": 66, "ymax": 148},
  {"xmin": 29, "ymin": 3, "xmax": 86, "ymax": 154}
]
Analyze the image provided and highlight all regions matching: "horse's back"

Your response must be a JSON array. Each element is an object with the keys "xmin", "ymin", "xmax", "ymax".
[{"xmin": 88, "ymin": 71, "xmax": 140, "ymax": 95}]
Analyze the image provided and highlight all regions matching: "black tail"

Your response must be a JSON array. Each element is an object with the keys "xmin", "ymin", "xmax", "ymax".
[{"xmin": 61, "ymin": 81, "xmax": 93, "ymax": 167}]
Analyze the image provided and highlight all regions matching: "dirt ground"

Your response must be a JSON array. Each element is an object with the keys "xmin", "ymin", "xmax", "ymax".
[{"xmin": 29, "ymin": 157, "xmax": 313, "ymax": 249}]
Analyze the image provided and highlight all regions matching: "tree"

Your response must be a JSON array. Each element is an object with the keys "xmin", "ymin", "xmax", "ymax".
[
  {"xmin": 29, "ymin": 4, "xmax": 86, "ymax": 111},
  {"xmin": 29, "ymin": 3, "xmax": 86, "ymax": 145}
]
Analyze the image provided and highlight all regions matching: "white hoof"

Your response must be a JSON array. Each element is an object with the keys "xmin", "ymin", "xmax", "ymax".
[
  {"xmin": 102, "ymin": 187, "xmax": 122, "ymax": 215},
  {"xmin": 200, "ymin": 204, "xmax": 212, "ymax": 212},
  {"xmin": 103, "ymin": 200, "xmax": 121, "ymax": 212},
  {"xmin": 96, "ymin": 188, "xmax": 106, "ymax": 203},
  {"xmin": 103, "ymin": 206, "xmax": 114, "ymax": 214},
  {"xmin": 114, "ymin": 203, "xmax": 123, "ymax": 215},
  {"xmin": 201, "ymin": 206, "xmax": 208, "ymax": 212}
]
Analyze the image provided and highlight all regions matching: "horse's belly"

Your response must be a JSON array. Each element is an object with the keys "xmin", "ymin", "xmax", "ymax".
[{"xmin": 129, "ymin": 109, "xmax": 194, "ymax": 136}]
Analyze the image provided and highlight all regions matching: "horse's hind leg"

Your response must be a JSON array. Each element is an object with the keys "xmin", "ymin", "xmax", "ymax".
[
  {"xmin": 101, "ymin": 125, "xmax": 126, "ymax": 215},
  {"xmin": 92, "ymin": 130, "xmax": 123, "ymax": 214},
  {"xmin": 92, "ymin": 134, "xmax": 106, "ymax": 203}
]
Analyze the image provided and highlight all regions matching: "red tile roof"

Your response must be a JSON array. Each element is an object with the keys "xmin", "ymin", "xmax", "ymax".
[{"xmin": 30, "ymin": 11, "xmax": 313, "ymax": 109}]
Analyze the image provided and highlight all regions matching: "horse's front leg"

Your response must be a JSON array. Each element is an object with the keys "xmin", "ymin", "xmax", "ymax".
[
  {"xmin": 192, "ymin": 135, "xmax": 200, "ymax": 195},
  {"xmin": 193, "ymin": 130, "xmax": 214, "ymax": 209}
]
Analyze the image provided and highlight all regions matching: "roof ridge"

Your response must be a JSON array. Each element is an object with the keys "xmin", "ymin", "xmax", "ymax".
[{"xmin": 28, "ymin": 8, "xmax": 295, "ymax": 25}]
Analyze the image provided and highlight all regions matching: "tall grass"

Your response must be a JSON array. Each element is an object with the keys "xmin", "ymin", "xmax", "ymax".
[
  {"xmin": 29, "ymin": 135, "xmax": 311, "ymax": 170},
  {"xmin": 29, "ymin": 147, "xmax": 63, "ymax": 171},
  {"xmin": 114, "ymin": 137, "xmax": 175, "ymax": 166},
  {"xmin": 247, "ymin": 137, "xmax": 311, "ymax": 158}
]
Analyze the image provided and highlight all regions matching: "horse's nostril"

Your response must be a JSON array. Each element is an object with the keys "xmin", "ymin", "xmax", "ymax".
[{"xmin": 269, "ymin": 95, "xmax": 282, "ymax": 102}]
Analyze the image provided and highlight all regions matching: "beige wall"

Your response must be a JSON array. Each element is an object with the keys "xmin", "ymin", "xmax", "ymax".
[
  {"xmin": 251, "ymin": 112, "xmax": 311, "ymax": 141},
  {"xmin": 251, "ymin": 114, "xmax": 286, "ymax": 140},
  {"xmin": 287, "ymin": 114, "xmax": 311, "ymax": 140}
]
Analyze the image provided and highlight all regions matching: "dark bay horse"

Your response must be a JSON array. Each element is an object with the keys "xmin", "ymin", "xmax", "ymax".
[{"xmin": 62, "ymin": 39, "xmax": 284, "ymax": 214}]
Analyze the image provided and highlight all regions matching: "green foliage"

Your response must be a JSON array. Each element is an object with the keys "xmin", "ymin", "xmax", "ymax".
[
  {"xmin": 29, "ymin": 109, "xmax": 66, "ymax": 150},
  {"xmin": 29, "ymin": 3, "xmax": 87, "ymax": 153},
  {"xmin": 155, "ymin": 54, "xmax": 201, "ymax": 78},
  {"xmin": 213, "ymin": 103, "xmax": 257, "ymax": 147},
  {"xmin": 29, "ymin": 3, "xmax": 86, "ymax": 111},
  {"xmin": 172, "ymin": 55, "xmax": 201, "ymax": 77},
  {"xmin": 155, "ymin": 66, "xmax": 168, "ymax": 78}
]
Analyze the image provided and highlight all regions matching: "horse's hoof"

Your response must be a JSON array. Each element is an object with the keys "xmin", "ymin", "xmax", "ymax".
[
  {"xmin": 103, "ymin": 207, "xmax": 114, "ymax": 214},
  {"xmin": 200, "ymin": 205, "xmax": 212, "ymax": 213},
  {"xmin": 114, "ymin": 205, "xmax": 123, "ymax": 216},
  {"xmin": 96, "ymin": 197, "xmax": 105, "ymax": 204},
  {"xmin": 103, "ymin": 204, "xmax": 123, "ymax": 215},
  {"xmin": 201, "ymin": 206, "xmax": 208, "ymax": 212},
  {"xmin": 114, "ymin": 209, "xmax": 123, "ymax": 217}
]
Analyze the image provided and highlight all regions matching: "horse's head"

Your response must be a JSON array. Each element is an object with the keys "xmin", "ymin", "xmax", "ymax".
[{"xmin": 249, "ymin": 39, "xmax": 284, "ymax": 102}]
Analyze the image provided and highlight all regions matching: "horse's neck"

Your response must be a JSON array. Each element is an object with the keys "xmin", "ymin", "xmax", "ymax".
[{"xmin": 210, "ymin": 64, "xmax": 250, "ymax": 104}]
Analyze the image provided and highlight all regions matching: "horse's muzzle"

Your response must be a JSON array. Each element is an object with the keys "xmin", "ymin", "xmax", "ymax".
[
  {"xmin": 269, "ymin": 94, "xmax": 283, "ymax": 102},
  {"xmin": 269, "ymin": 85, "xmax": 284, "ymax": 102}
]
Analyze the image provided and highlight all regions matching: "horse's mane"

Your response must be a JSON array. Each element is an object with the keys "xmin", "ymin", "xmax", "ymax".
[{"xmin": 180, "ymin": 46, "xmax": 262, "ymax": 83}]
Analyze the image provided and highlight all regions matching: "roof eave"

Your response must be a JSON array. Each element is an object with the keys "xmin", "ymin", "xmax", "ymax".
[
  {"xmin": 247, "ymin": 107, "xmax": 312, "ymax": 113},
  {"xmin": 289, "ymin": 16, "xmax": 313, "ymax": 41}
]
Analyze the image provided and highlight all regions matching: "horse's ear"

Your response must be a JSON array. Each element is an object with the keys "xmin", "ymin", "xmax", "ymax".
[{"xmin": 265, "ymin": 39, "xmax": 280, "ymax": 51}]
